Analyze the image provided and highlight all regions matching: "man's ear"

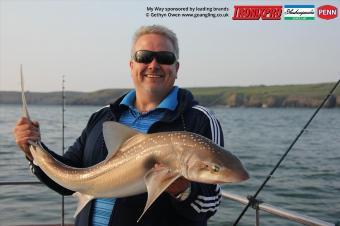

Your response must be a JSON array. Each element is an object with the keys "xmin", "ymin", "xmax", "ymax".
[{"xmin": 175, "ymin": 61, "xmax": 180, "ymax": 78}]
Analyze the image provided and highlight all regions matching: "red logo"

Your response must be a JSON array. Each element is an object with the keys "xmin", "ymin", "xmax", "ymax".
[
  {"xmin": 318, "ymin": 5, "xmax": 338, "ymax": 20},
  {"xmin": 233, "ymin": 5, "xmax": 282, "ymax": 20}
]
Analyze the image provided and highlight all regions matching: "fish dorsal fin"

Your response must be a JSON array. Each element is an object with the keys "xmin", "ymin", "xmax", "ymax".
[
  {"xmin": 102, "ymin": 121, "xmax": 139, "ymax": 159},
  {"xmin": 137, "ymin": 166, "xmax": 181, "ymax": 222}
]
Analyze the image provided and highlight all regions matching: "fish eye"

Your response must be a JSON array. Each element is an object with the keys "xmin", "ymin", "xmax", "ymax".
[{"xmin": 211, "ymin": 165, "xmax": 220, "ymax": 173}]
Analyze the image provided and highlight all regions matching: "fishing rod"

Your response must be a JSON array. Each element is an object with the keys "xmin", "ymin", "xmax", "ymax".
[
  {"xmin": 61, "ymin": 75, "xmax": 66, "ymax": 226},
  {"xmin": 233, "ymin": 79, "xmax": 340, "ymax": 226}
]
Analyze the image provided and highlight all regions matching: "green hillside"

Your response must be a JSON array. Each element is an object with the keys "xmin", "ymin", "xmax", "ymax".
[
  {"xmin": 0, "ymin": 83, "xmax": 339, "ymax": 108},
  {"xmin": 189, "ymin": 83, "xmax": 340, "ymax": 107}
]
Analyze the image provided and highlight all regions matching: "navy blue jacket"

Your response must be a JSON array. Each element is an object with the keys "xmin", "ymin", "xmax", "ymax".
[{"xmin": 30, "ymin": 88, "xmax": 224, "ymax": 226}]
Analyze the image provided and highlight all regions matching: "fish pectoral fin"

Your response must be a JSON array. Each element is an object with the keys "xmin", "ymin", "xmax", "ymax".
[
  {"xmin": 102, "ymin": 121, "xmax": 140, "ymax": 159},
  {"xmin": 137, "ymin": 167, "xmax": 180, "ymax": 222},
  {"xmin": 72, "ymin": 192, "xmax": 94, "ymax": 218}
]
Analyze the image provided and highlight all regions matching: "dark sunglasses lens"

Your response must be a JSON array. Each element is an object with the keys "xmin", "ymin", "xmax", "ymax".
[
  {"xmin": 134, "ymin": 51, "xmax": 176, "ymax": 65},
  {"xmin": 135, "ymin": 51, "xmax": 154, "ymax": 64},
  {"xmin": 155, "ymin": 52, "xmax": 176, "ymax": 65}
]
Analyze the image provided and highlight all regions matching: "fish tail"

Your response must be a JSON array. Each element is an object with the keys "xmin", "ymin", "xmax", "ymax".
[{"xmin": 20, "ymin": 64, "xmax": 31, "ymax": 121}]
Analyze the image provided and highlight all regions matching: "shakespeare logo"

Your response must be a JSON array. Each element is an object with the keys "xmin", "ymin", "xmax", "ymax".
[
  {"xmin": 284, "ymin": 5, "xmax": 315, "ymax": 20},
  {"xmin": 232, "ymin": 5, "xmax": 282, "ymax": 20},
  {"xmin": 317, "ymin": 5, "xmax": 338, "ymax": 20}
]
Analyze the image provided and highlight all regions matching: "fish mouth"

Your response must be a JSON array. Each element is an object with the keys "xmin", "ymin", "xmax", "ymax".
[
  {"xmin": 217, "ymin": 171, "xmax": 250, "ymax": 184},
  {"xmin": 213, "ymin": 179, "xmax": 231, "ymax": 184}
]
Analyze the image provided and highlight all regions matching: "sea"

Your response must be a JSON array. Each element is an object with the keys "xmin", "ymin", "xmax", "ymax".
[{"xmin": 0, "ymin": 104, "xmax": 339, "ymax": 226}]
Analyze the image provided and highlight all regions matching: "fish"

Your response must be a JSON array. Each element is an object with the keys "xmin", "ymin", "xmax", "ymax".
[{"xmin": 20, "ymin": 68, "xmax": 249, "ymax": 221}]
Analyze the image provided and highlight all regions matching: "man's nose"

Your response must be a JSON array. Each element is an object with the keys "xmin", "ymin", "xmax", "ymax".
[{"xmin": 147, "ymin": 58, "xmax": 160, "ymax": 69}]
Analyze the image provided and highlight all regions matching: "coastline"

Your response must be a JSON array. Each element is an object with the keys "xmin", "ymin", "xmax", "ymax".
[{"xmin": 0, "ymin": 83, "xmax": 339, "ymax": 108}]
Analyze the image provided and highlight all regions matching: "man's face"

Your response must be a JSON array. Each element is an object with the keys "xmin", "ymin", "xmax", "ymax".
[{"xmin": 129, "ymin": 34, "xmax": 179, "ymax": 97}]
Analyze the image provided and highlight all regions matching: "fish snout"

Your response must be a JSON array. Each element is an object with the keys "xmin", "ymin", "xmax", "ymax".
[
  {"xmin": 236, "ymin": 169, "xmax": 250, "ymax": 182},
  {"xmin": 230, "ymin": 167, "xmax": 249, "ymax": 183},
  {"xmin": 216, "ymin": 166, "xmax": 249, "ymax": 184}
]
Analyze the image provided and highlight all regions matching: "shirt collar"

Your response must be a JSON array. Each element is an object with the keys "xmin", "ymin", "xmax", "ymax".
[{"xmin": 120, "ymin": 86, "xmax": 179, "ymax": 111}]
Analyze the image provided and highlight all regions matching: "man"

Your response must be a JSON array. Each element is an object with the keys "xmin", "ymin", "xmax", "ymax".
[{"xmin": 14, "ymin": 25, "xmax": 224, "ymax": 226}]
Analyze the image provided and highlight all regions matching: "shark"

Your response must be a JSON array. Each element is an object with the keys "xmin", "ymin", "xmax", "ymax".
[{"xmin": 20, "ymin": 67, "xmax": 249, "ymax": 221}]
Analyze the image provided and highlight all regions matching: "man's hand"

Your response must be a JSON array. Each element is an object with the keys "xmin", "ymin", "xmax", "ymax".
[
  {"xmin": 153, "ymin": 163, "xmax": 191, "ymax": 198},
  {"xmin": 13, "ymin": 117, "xmax": 41, "ymax": 161},
  {"xmin": 165, "ymin": 177, "xmax": 191, "ymax": 198}
]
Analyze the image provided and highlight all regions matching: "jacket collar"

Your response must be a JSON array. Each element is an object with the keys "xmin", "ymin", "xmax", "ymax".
[
  {"xmin": 119, "ymin": 86, "xmax": 179, "ymax": 112},
  {"xmin": 109, "ymin": 88, "xmax": 197, "ymax": 123}
]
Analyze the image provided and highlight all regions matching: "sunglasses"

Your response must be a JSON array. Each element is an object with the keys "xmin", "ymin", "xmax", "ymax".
[{"xmin": 133, "ymin": 50, "xmax": 177, "ymax": 65}]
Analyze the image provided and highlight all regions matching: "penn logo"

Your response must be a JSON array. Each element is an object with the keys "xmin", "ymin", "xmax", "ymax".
[
  {"xmin": 318, "ymin": 5, "xmax": 338, "ymax": 20},
  {"xmin": 232, "ymin": 6, "xmax": 282, "ymax": 20}
]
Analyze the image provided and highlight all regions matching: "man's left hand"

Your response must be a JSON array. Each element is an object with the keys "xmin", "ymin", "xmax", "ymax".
[
  {"xmin": 166, "ymin": 177, "xmax": 190, "ymax": 198},
  {"xmin": 153, "ymin": 163, "xmax": 191, "ymax": 198}
]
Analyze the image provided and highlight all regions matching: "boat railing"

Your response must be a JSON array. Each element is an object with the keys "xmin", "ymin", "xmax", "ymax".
[
  {"xmin": 0, "ymin": 181, "xmax": 337, "ymax": 226},
  {"xmin": 221, "ymin": 190, "xmax": 336, "ymax": 226}
]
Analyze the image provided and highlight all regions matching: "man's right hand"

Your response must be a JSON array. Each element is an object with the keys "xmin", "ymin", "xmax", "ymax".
[{"xmin": 13, "ymin": 117, "xmax": 41, "ymax": 161}]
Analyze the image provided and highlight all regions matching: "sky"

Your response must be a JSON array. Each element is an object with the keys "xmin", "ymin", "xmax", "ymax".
[{"xmin": 0, "ymin": 0, "xmax": 339, "ymax": 92}]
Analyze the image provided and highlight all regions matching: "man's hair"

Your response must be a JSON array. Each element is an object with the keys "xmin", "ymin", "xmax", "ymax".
[{"xmin": 131, "ymin": 25, "xmax": 179, "ymax": 60}]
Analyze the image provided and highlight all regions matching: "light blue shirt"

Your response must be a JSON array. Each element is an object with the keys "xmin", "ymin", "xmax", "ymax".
[{"xmin": 91, "ymin": 86, "xmax": 179, "ymax": 226}]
